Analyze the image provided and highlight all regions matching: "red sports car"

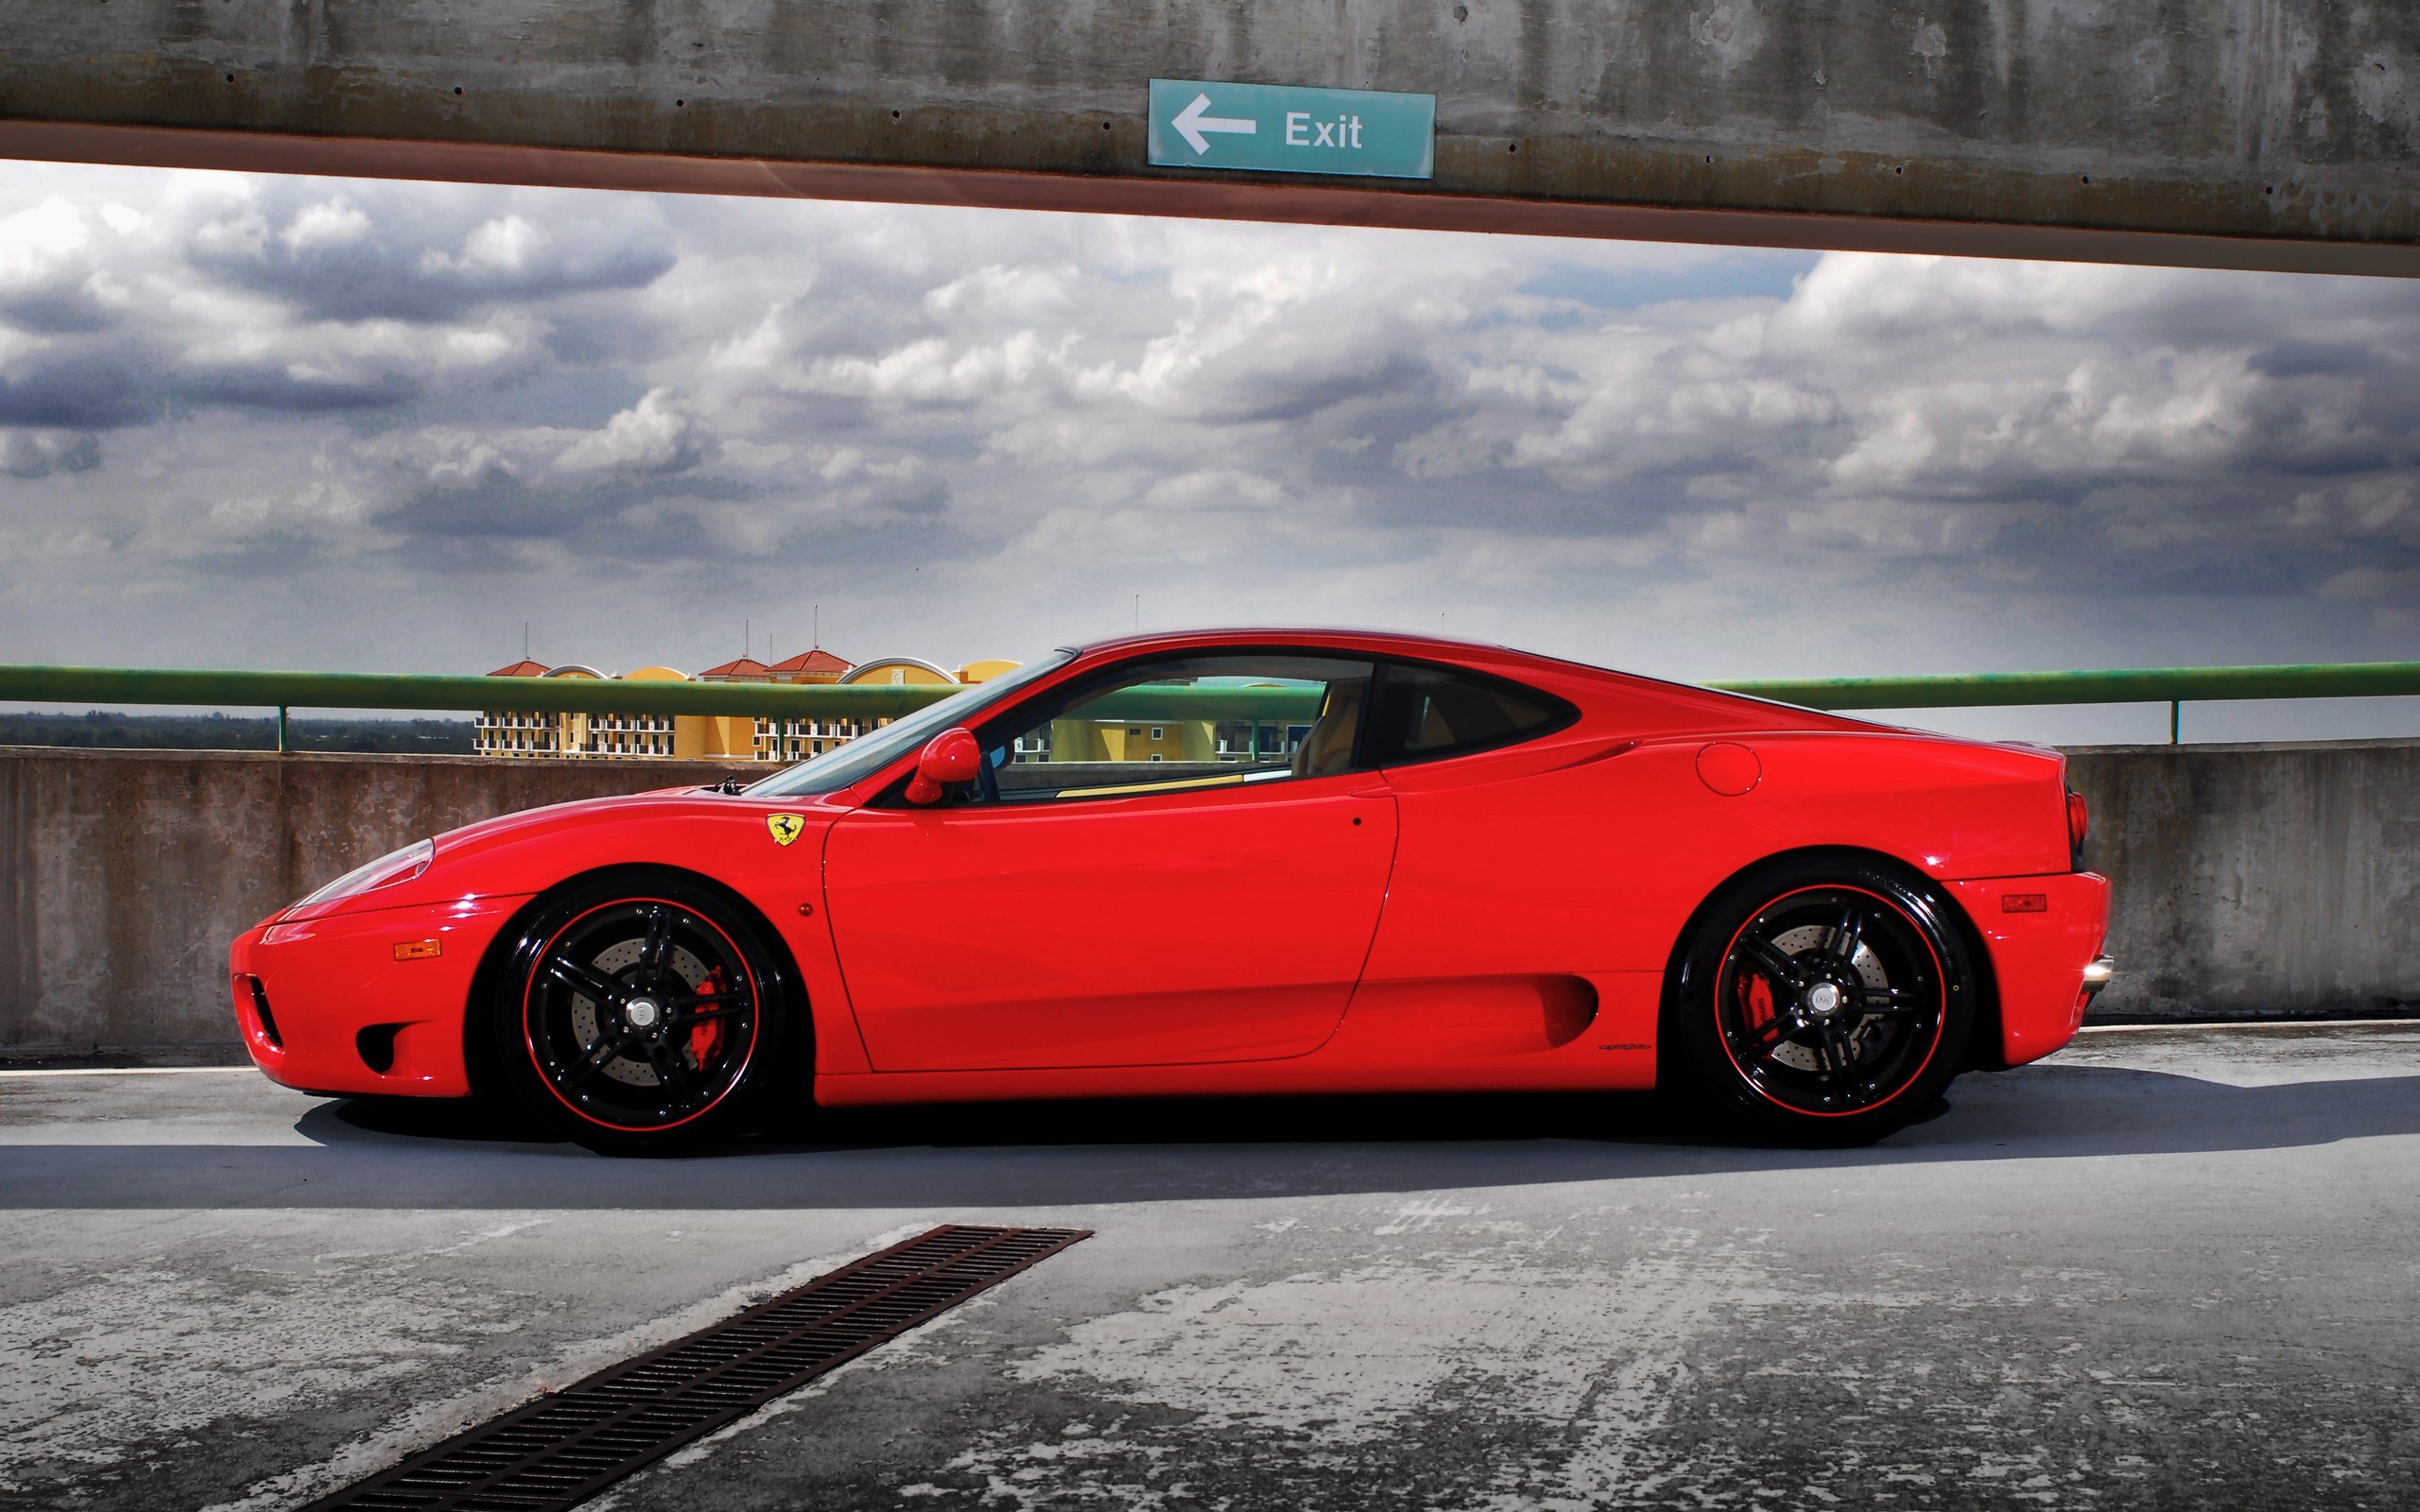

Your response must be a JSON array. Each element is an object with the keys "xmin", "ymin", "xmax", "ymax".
[{"xmin": 230, "ymin": 629, "xmax": 2112, "ymax": 1152}]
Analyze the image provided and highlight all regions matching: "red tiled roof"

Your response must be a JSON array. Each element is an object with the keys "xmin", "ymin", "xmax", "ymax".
[
  {"xmin": 767, "ymin": 647, "xmax": 852, "ymax": 676},
  {"xmin": 486, "ymin": 659, "xmax": 549, "ymax": 678},
  {"xmin": 697, "ymin": 656, "xmax": 771, "ymax": 679}
]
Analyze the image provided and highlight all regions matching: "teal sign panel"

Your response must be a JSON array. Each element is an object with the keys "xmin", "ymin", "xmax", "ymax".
[{"xmin": 1148, "ymin": 78, "xmax": 1435, "ymax": 180}]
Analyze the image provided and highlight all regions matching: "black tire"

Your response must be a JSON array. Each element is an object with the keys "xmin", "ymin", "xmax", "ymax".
[
  {"xmin": 489, "ymin": 871, "xmax": 807, "ymax": 1156},
  {"xmin": 1669, "ymin": 855, "xmax": 1976, "ymax": 1147}
]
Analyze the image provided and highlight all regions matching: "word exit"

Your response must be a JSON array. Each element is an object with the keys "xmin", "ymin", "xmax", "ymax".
[
  {"xmin": 1287, "ymin": 112, "xmax": 1366, "ymax": 149},
  {"xmin": 1147, "ymin": 78, "xmax": 1437, "ymax": 180}
]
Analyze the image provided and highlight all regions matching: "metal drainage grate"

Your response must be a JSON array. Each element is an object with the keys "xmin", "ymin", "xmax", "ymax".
[{"xmin": 303, "ymin": 1224, "xmax": 1091, "ymax": 1512}]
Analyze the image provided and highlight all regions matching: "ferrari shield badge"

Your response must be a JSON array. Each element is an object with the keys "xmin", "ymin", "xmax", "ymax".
[{"xmin": 767, "ymin": 814, "xmax": 806, "ymax": 848}]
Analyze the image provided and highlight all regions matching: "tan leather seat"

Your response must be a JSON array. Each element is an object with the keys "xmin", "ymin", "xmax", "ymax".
[{"xmin": 1291, "ymin": 681, "xmax": 1365, "ymax": 778}]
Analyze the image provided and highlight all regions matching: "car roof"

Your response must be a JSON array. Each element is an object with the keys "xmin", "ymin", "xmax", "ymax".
[
  {"xmin": 1052, "ymin": 626, "xmax": 1879, "ymax": 732},
  {"xmin": 1063, "ymin": 625, "xmax": 1549, "ymax": 665}
]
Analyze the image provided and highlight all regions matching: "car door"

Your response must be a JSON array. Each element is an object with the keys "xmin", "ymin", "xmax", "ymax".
[{"xmin": 821, "ymin": 652, "xmax": 1399, "ymax": 1072}]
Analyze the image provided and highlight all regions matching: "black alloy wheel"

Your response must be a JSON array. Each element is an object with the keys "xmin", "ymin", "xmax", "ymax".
[
  {"xmin": 493, "ymin": 873, "xmax": 803, "ymax": 1154},
  {"xmin": 1671, "ymin": 857, "xmax": 1975, "ymax": 1146}
]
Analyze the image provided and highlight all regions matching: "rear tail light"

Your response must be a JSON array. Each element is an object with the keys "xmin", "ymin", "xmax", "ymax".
[{"xmin": 2066, "ymin": 790, "xmax": 2089, "ymax": 861}]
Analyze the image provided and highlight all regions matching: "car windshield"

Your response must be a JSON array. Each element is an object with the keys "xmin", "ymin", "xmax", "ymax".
[{"xmin": 742, "ymin": 650, "xmax": 1074, "ymax": 798}]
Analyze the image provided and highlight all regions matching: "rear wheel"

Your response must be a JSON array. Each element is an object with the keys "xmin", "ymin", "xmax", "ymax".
[
  {"xmin": 492, "ymin": 873, "xmax": 804, "ymax": 1155},
  {"xmin": 1670, "ymin": 858, "xmax": 1975, "ymax": 1146}
]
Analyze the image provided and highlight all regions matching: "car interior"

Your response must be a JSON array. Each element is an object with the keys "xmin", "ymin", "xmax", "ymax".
[
  {"xmin": 964, "ymin": 653, "xmax": 1373, "ymax": 804},
  {"xmin": 886, "ymin": 651, "xmax": 1573, "ymax": 807}
]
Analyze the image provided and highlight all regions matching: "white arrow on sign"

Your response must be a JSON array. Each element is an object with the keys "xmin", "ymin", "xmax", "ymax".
[{"xmin": 1170, "ymin": 92, "xmax": 1256, "ymax": 155}]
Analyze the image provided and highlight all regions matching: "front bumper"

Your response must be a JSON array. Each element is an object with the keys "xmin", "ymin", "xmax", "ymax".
[
  {"xmin": 228, "ymin": 894, "xmax": 527, "ymax": 1098},
  {"xmin": 1946, "ymin": 871, "xmax": 2112, "ymax": 1068}
]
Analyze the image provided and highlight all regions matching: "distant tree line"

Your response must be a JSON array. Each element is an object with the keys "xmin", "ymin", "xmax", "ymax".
[{"xmin": 0, "ymin": 710, "xmax": 475, "ymax": 754}]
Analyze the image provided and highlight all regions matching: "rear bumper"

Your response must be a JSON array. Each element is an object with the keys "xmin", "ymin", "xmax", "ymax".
[
  {"xmin": 228, "ymin": 895, "xmax": 526, "ymax": 1098},
  {"xmin": 1946, "ymin": 872, "xmax": 2112, "ymax": 1068}
]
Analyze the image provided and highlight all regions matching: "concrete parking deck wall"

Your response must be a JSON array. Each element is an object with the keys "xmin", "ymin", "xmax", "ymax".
[
  {"xmin": 4, "ymin": 1, "xmax": 2418, "ymax": 276},
  {"xmin": 2063, "ymin": 738, "xmax": 2420, "ymax": 1020},
  {"xmin": 0, "ymin": 748, "xmax": 754, "ymax": 1052},
  {"xmin": 2, "ymin": 739, "xmax": 2414, "ymax": 1052}
]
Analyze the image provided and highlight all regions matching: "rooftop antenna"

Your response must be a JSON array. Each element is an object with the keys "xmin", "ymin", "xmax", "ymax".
[
  {"xmin": 745, "ymin": 618, "xmax": 751, "ymax": 661},
  {"xmin": 523, "ymin": 621, "xmax": 529, "ymax": 660},
  {"xmin": 1133, "ymin": 593, "xmax": 1140, "ymax": 632}
]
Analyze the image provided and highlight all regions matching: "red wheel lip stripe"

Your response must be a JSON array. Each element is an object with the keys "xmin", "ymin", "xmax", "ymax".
[
  {"xmin": 523, "ymin": 896, "xmax": 763, "ymax": 1134},
  {"xmin": 1714, "ymin": 883, "xmax": 1947, "ymax": 1120}
]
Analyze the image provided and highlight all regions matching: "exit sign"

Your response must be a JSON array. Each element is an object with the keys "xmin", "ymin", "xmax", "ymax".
[{"xmin": 1147, "ymin": 78, "xmax": 1436, "ymax": 180}]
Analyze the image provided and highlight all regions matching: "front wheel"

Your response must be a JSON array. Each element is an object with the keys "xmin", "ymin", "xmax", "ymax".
[
  {"xmin": 1669, "ymin": 858, "xmax": 1976, "ymax": 1146},
  {"xmin": 491, "ymin": 873, "xmax": 804, "ymax": 1155}
]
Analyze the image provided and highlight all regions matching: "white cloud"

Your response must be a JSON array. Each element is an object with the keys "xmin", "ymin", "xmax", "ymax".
[
  {"xmin": 555, "ymin": 388, "xmax": 708, "ymax": 474},
  {"xmin": 0, "ymin": 198, "xmax": 97, "ymax": 289},
  {"xmin": 2319, "ymin": 566, "xmax": 2418, "ymax": 600},
  {"xmin": 279, "ymin": 197, "xmax": 372, "ymax": 253},
  {"xmin": 420, "ymin": 214, "xmax": 544, "ymax": 277},
  {"xmin": 0, "ymin": 161, "xmax": 2416, "ymax": 701},
  {"xmin": 0, "ymin": 427, "xmax": 98, "ymax": 478},
  {"xmin": 1145, "ymin": 470, "xmax": 1288, "ymax": 509}
]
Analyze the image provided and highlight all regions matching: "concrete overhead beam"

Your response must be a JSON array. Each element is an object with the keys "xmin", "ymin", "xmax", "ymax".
[{"xmin": 2, "ymin": 1, "xmax": 2416, "ymax": 276}]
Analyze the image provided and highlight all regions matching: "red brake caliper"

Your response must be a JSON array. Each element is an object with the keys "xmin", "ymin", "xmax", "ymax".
[
  {"xmin": 688, "ymin": 965, "xmax": 727, "ymax": 1068},
  {"xmin": 1742, "ymin": 971, "xmax": 1776, "ymax": 1035}
]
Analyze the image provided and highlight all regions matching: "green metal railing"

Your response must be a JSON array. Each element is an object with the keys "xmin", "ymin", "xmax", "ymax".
[
  {"xmin": 0, "ymin": 664, "xmax": 953, "ymax": 751},
  {"xmin": 1714, "ymin": 661, "xmax": 2420, "ymax": 744},
  {"xmin": 1, "ymin": 659, "xmax": 2415, "ymax": 751}
]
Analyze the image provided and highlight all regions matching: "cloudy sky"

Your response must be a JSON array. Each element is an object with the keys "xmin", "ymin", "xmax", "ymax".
[{"xmin": 1, "ymin": 160, "xmax": 2414, "ymax": 741}]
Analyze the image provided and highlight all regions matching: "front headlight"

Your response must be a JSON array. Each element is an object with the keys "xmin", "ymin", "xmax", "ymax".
[{"xmin": 293, "ymin": 837, "xmax": 435, "ymax": 910}]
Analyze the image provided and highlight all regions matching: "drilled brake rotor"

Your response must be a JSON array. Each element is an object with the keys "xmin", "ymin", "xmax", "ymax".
[
  {"xmin": 568, "ymin": 938, "xmax": 710, "ymax": 1087},
  {"xmin": 1764, "ymin": 923, "xmax": 1891, "ymax": 1072}
]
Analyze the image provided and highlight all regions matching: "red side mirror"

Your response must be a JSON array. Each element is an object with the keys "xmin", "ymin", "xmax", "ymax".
[{"xmin": 904, "ymin": 728, "xmax": 981, "ymax": 806}]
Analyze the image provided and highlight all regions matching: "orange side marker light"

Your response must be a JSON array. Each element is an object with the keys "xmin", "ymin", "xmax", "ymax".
[{"xmin": 394, "ymin": 938, "xmax": 443, "ymax": 961}]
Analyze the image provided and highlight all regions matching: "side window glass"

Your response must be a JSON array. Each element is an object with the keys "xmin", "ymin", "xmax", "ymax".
[
  {"xmin": 1373, "ymin": 662, "xmax": 1571, "ymax": 763},
  {"xmin": 977, "ymin": 654, "xmax": 1375, "ymax": 803}
]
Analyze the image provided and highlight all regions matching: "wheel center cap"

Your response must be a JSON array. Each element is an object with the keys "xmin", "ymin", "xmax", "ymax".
[
  {"xmin": 625, "ymin": 997, "xmax": 663, "ymax": 1031},
  {"xmin": 1804, "ymin": 982, "xmax": 1842, "ymax": 1018}
]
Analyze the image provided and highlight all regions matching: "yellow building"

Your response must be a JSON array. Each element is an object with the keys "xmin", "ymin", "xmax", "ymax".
[
  {"xmin": 475, "ymin": 649, "xmax": 1015, "ymax": 762},
  {"xmin": 1024, "ymin": 683, "xmax": 1317, "ymax": 769},
  {"xmin": 838, "ymin": 656, "xmax": 959, "ymax": 687},
  {"xmin": 693, "ymin": 655, "xmax": 785, "ymax": 762},
  {"xmin": 1052, "ymin": 716, "xmax": 1213, "ymax": 765},
  {"xmin": 471, "ymin": 663, "xmax": 683, "ymax": 760},
  {"xmin": 474, "ymin": 659, "xmax": 559, "ymax": 755},
  {"xmin": 752, "ymin": 647, "xmax": 855, "ymax": 762},
  {"xmin": 619, "ymin": 665, "xmax": 724, "ymax": 760}
]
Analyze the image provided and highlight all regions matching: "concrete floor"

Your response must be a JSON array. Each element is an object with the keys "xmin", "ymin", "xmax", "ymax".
[{"xmin": 3, "ymin": 1025, "xmax": 2416, "ymax": 1512}]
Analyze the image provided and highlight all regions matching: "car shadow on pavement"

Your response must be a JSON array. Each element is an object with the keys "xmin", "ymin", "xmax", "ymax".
[{"xmin": 3, "ymin": 1060, "xmax": 2416, "ymax": 1210}]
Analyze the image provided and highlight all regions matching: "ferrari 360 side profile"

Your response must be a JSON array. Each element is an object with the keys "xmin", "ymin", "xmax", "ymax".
[{"xmin": 229, "ymin": 628, "xmax": 2112, "ymax": 1152}]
